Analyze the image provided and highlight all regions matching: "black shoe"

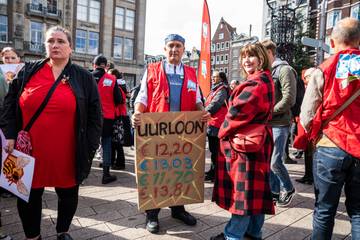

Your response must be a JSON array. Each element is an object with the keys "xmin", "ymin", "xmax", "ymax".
[
  {"xmin": 57, "ymin": 233, "xmax": 73, "ymax": 240},
  {"xmin": 244, "ymin": 232, "xmax": 262, "ymax": 240},
  {"xmin": 293, "ymin": 151, "xmax": 303, "ymax": 159},
  {"xmin": 146, "ymin": 218, "xmax": 159, "ymax": 233},
  {"xmin": 210, "ymin": 233, "xmax": 225, "ymax": 240},
  {"xmin": 271, "ymin": 192, "xmax": 280, "ymax": 203},
  {"xmin": 111, "ymin": 165, "xmax": 125, "ymax": 170},
  {"xmin": 102, "ymin": 174, "xmax": 117, "ymax": 184},
  {"xmin": 284, "ymin": 156, "xmax": 297, "ymax": 164},
  {"xmin": 0, "ymin": 233, "xmax": 13, "ymax": 240},
  {"xmin": 295, "ymin": 176, "xmax": 313, "ymax": 185},
  {"xmin": 277, "ymin": 189, "xmax": 296, "ymax": 207},
  {"xmin": 171, "ymin": 210, "xmax": 197, "ymax": 226},
  {"xmin": 205, "ymin": 174, "xmax": 214, "ymax": 182}
]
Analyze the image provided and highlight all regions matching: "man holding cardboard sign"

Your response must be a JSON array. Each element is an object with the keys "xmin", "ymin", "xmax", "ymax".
[{"xmin": 132, "ymin": 34, "xmax": 210, "ymax": 234}]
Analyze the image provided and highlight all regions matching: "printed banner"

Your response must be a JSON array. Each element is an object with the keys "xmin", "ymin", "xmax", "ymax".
[
  {"xmin": 135, "ymin": 111, "xmax": 206, "ymax": 211},
  {"xmin": 198, "ymin": 0, "xmax": 211, "ymax": 98},
  {"xmin": 0, "ymin": 130, "xmax": 34, "ymax": 202},
  {"xmin": 0, "ymin": 63, "xmax": 24, "ymax": 83}
]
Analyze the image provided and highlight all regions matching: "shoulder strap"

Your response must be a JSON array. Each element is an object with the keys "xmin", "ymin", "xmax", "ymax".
[
  {"xmin": 24, "ymin": 61, "xmax": 72, "ymax": 131},
  {"xmin": 322, "ymin": 88, "xmax": 360, "ymax": 128}
]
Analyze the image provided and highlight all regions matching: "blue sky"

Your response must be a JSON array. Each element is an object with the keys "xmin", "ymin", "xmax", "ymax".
[{"xmin": 144, "ymin": 0, "xmax": 264, "ymax": 55}]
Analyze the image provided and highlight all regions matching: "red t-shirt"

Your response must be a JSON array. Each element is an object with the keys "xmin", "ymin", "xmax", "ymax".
[{"xmin": 19, "ymin": 63, "xmax": 76, "ymax": 188}]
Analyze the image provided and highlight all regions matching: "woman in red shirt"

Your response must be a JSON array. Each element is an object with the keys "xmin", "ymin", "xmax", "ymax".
[{"xmin": 1, "ymin": 26, "xmax": 102, "ymax": 240}]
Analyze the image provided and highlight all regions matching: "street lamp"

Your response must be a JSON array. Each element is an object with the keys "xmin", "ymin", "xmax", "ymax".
[{"xmin": 266, "ymin": 0, "xmax": 300, "ymax": 64}]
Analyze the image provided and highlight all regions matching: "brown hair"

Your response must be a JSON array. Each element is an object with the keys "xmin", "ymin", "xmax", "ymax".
[
  {"xmin": 261, "ymin": 39, "xmax": 277, "ymax": 56},
  {"xmin": 108, "ymin": 68, "xmax": 123, "ymax": 79},
  {"xmin": 45, "ymin": 26, "xmax": 72, "ymax": 47},
  {"xmin": 1, "ymin": 47, "xmax": 20, "ymax": 57},
  {"xmin": 240, "ymin": 42, "xmax": 271, "ymax": 76}
]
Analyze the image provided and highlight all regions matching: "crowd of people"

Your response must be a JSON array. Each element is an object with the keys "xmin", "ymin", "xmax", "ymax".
[{"xmin": 0, "ymin": 17, "xmax": 358, "ymax": 240}]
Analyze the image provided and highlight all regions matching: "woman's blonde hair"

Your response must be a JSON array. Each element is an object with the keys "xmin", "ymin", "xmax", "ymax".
[{"xmin": 240, "ymin": 42, "xmax": 271, "ymax": 76}]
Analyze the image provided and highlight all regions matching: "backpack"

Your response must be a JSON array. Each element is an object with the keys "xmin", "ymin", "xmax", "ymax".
[{"xmin": 272, "ymin": 64, "xmax": 305, "ymax": 117}]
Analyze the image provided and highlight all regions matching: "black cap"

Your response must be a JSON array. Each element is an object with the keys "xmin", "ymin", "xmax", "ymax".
[{"xmin": 93, "ymin": 54, "xmax": 107, "ymax": 67}]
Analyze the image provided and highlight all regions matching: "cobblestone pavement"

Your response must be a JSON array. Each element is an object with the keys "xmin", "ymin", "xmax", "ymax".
[{"xmin": 0, "ymin": 147, "xmax": 352, "ymax": 239}]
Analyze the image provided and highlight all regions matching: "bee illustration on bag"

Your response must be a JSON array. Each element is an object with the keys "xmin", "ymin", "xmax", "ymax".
[{"xmin": 2, "ymin": 154, "xmax": 30, "ymax": 196}]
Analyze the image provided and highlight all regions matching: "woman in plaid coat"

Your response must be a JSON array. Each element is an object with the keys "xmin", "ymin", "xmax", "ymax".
[{"xmin": 211, "ymin": 43, "xmax": 275, "ymax": 240}]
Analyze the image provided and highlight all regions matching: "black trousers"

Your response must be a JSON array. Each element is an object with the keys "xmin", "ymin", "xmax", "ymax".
[
  {"xmin": 304, "ymin": 142, "xmax": 314, "ymax": 179},
  {"xmin": 207, "ymin": 135, "xmax": 220, "ymax": 175},
  {"xmin": 146, "ymin": 205, "xmax": 185, "ymax": 220},
  {"xmin": 111, "ymin": 142, "xmax": 125, "ymax": 167},
  {"xmin": 17, "ymin": 185, "xmax": 79, "ymax": 238}
]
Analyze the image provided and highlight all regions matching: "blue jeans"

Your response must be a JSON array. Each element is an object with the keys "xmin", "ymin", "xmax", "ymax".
[
  {"xmin": 270, "ymin": 126, "xmax": 294, "ymax": 193},
  {"xmin": 312, "ymin": 146, "xmax": 360, "ymax": 240},
  {"xmin": 101, "ymin": 136, "xmax": 112, "ymax": 167},
  {"xmin": 224, "ymin": 214, "xmax": 265, "ymax": 240}
]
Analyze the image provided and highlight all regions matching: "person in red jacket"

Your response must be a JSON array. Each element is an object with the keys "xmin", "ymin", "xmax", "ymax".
[
  {"xmin": 132, "ymin": 34, "xmax": 209, "ymax": 234},
  {"xmin": 300, "ymin": 18, "xmax": 360, "ymax": 239},
  {"xmin": 92, "ymin": 55, "xmax": 122, "ymax": 184},
  {"xmin": 204, "ymin": 70, "xmax": 229, "ymax": 182}
]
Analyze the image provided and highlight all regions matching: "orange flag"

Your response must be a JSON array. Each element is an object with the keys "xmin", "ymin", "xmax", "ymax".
[{"xmin": 198, "ymin": 0, "xmax": 211, "ymax": 98}]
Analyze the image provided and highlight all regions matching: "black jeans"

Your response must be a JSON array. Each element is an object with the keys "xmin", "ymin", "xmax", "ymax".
[
  {"xmin": 17, "ymin": 185, "xmax": 79, "ymax": 238},
  {"xmin": 207, "ymin": 135, "xmax": 220, "ymax": 175},
  {"xmin": 111, "ymin": 142, "xmax": 125, "ymax": 167},
  {"xmin": 146, "ymin": 205, "xmax": 186, "ymax": 220}
]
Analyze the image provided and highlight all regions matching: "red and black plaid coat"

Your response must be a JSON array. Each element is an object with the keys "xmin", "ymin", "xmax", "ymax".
[{"xmin": 212, "ymin": 70, "xmax": 275, "ymax": 215}]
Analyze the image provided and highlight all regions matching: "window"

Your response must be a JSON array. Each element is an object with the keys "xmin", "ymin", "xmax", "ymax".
[
  {"xmin": 47, "ymin": 0, "xmax": 58, "ymax": 14},
  {"xmin": 89, "ymin": 0, "xmax": 100, "ymax": 23},
  {"xmin": 225, "ymin": 41, "xmax": 229, "ymax": 49},
  {"xmin": 77, "ymin": 0, "xmax": 87, "ymax": 21},
  {"xmin": 124, "ymin": 38, "xmax": 134, "ymax": 60},
  {"xmin": 0, "ymin": 0, "xmax": 7, "ymax": 4},
  {"xmin": 30, "ymin": 21, "xmax": 43, "ymax": 51},
  {"xmin": 211, "ymin": 44, "xmax": 215, "ymax": 52},
  {"xmin": 0, "ymin": 15, "xmax": 7, "ymax": 42},
  {"xmin": 88, "ymin": 31, "xmax": 99, "ymax": 55},
  {"xmin": 351, "ymin": 4, "xmax": 360, "ymax": 20},
  {"xmin": 115, "ymin": 7, "xmax": 125, "ymax": 29},
  {"xmin": 75, "ymin": 29, "xmax": 99, "ymax": 55},
  {"xmin": 216, "ymin": 43, "xmax": 220, "ymax": 51},
  {"xmin": 232, "ymin": 48, "xmax": 239, "ymax": 57},
  {"xmin": 211, "ymin": 56, "xmax": 214, "ymax": 65},
  {"xmin": 220, "ymin": 68, "xmax": 223, "ymax": 72},
  {"xmin": 224, "ymin": 67, "xmax": 228, "ymax": 74},
  {"xmin": 75, "ymin": 29, "xmax": 86, "ymax": 53},
  {"xmin": 77, "ymin": 0, "xmax": 100, "ymax": 24},
  {"xmin": 326, "ymin": 10, "xmax": 341, "ymax": 29},
  {"xmin": 221, "ymin": 42, "xmax": 224, "ymax": 50},
  {"xmin": 216, "ymin": 55, "xmax": 219, "ymax": 64},
  {"xmin": 220, "ymin": 55, "xmax": 224, "ymax": 64},
  {"xmin": 219, "ymin": 33, "xmax": 224, "ymax": 39},
  {"xmin": 265, "ymin": 22, "xmax": 271, "ymax": 37},
  {"xmin": 113, "ymin": 36, "xmax": 123, "ymax": 58},
  {"xmin": 225, "ymin": 54, "xmax": 228, "ymax": 64},
  {"xmin": 125, "ymin": 9, "xmax": 135, "ymax": 31},
  {"xmin": 232, "ymin": 59, "xmax": 238, "ymax": 69}
]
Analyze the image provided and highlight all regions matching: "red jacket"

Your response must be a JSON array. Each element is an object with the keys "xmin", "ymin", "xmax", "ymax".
[
  {"xmin": 98, "ymin": 73, "xmax": 116, "ymax": 119},
  {"xmin": 310, "ymin": 49, "xmax": 360, "ymax": 158},
  {"xmin": 115, "ymin": 86, "xmax": 127, "ymax": 117},
  {"xmin": 205, "ymin": 85, "xmax": 228, "ymax": 129},
  {"xmin": 146, "ymin": 62, "xmax": 198, "ymax": 112}
]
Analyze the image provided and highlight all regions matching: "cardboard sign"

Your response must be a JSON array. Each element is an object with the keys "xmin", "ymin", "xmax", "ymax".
[
  {"xmin": 135, "ymin": 111, "xmax": 206, "ymax": 211},
  {"xmin": 0, "ymin": 130, "xmax": 35, "ymax": 202}
]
